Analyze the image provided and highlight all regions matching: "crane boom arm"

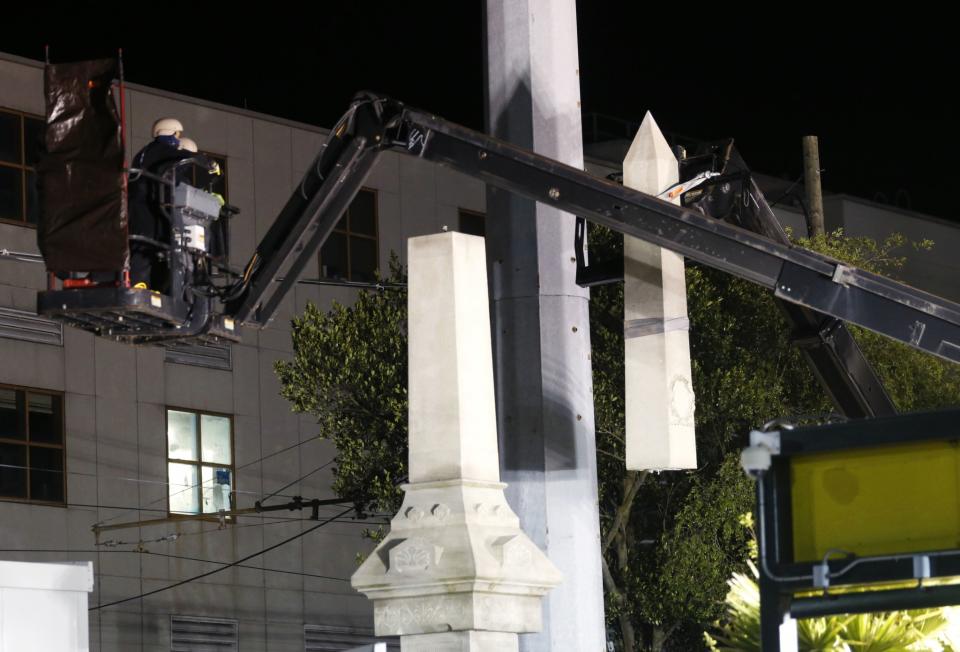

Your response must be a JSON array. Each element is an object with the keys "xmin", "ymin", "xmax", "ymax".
[{"xmin": 229, "ymin": 94, "xmax": 960, "ymax": 365}]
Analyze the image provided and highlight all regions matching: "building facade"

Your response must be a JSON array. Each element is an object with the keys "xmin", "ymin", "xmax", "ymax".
[
  {"xmin": 2, "ymin": 50, "xmax": 958, "ymax": 652},
  {"xmin": 0, "ymin": 51, "xmax": 485, "ymax": 651}
]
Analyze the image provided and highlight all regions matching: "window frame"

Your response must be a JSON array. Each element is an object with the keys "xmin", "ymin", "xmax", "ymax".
[
  {"xmin": 164, "ymin": 406, "xmax": 236, "ymax": 517},
  {"xmin": 318, "ymin": 187, "xmax": 379, "ymax": 282},
  {"xmin": 0, "ymin": 383, "xmax": 66, "ymax": 507},
  {"xmin": 0, "ymin": 107, "xmax": 43, "ymax": 228}
]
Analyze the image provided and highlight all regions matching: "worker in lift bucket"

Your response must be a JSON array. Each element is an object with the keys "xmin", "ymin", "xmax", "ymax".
[
  {"xmin": 128, "ymin": 117, "xmax": 188, "ymax": 291},
  {"xmin": 179, "ymin": 136, "xmax": 228, "ymax": 262}
]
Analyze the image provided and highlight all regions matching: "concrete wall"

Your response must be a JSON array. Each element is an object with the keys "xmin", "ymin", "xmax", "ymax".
[{"xmin": 0, "ymin": 52, "xmax": 484, "ymax": 651}]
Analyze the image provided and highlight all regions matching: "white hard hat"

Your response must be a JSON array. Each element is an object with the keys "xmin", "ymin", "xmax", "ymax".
[
  {"xmin": 152, "ymin": 118, "xmax": 183, "ymax": 138},
  {"xmin": 179, "ymin": 137, "xmax": 198, "ymax": 153}
]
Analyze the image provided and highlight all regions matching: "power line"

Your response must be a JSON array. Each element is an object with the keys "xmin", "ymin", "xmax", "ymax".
[
  {"xmin": 95, "ymin": 434, "xmax": 329, "ymax": 527},
  {"xmin": 259, "ymin": 458, "xmax": 336, "ymax": 506},
  {"xmin": 90, "ymin": 506, "xmax": 353, "ymax": 611},
  {"xmin": 141, "ymin": 549, "xmax": 349, "ymax": 582},
  {"xmin": 0, "ymin": 463, "xmax": 303, "ymax": 504},
  {"xmin": 93, "ymin": 459, "xmax": 348, "ymax": 535},
  {"xmin": 68, "ymin": 501, "xmax": 354, "ymax": 520},
  {"xmin": 0, "ymin": 548, "xmax": 350, "ymax": 583},
  {"xmin": 95, "ymin": 512, "xmax": 390, "ymax": 547}
]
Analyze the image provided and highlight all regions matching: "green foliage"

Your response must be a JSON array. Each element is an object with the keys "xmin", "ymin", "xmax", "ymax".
[
  {"xmin": 795, "ymin": 230, "xmax": 959, "ymax": 413},
  {"xmin": 277, "ymin": 227, "xmax": 958, "ymax": 650},
  {"xmin": 706, "ymin": 559, "xmax": 949, "ymax": 652},
  {"xmin": 275, "ymin": 256, "xmax": 408, "ymax": 516},
  {"xmin": 591, "ymin": 224, "xmax": 832, "ymax": 648},
  {"xmin": 592, "ymin": 227, "xmax": 958, "ymax": 649},
  {"xmin": 641, "ymin": 457, "xmax": 755, "ymax": 626}
]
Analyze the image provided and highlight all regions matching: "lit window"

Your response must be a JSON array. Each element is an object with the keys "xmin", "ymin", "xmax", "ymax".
[
  {"xmin": 319, "ymin": 188, "xmax": 378, "ymax": 282},
  {"xmin": 0, "ymin": 385, "xmax": 65, "ymax": 504},
  {"xmin": 457, "ymin": 208, "xmax": 485, "ymax": 237},
  {"xmin": 166, "ymin": 408, "xmax": 234, "ymax": 515},
  {"xmin": 0, "ymin": 108, "xmax": 43, "ymax": 226}
]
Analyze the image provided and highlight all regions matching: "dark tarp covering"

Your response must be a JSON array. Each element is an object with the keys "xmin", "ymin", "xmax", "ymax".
[{"xmin": 37, "ymin": 58, "xmax": 127, "ymax": 273}]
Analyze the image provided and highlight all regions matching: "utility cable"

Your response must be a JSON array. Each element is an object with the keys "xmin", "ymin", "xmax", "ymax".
[
  {"xmin": 93, "ymin": 458, "xmax": 346, "ymax": 534},
  {"xmin": 95, "ymin": 434, "xmax": 328, "ymax": 527},
  {"xmin": 0, "ymin": 548, "xmax": 349, "ymax": 583},
  {"xmin": 90, "ymin": 506, "xmax": 353, "ymax": 611},
  {"xmin": 94, "ymin": 505, "xmax": 390, "ymax": 547},
  {"xmin": 258, "ymin": 458, "xmax": 336, "ymax": 506},
  {"xmin": 0, "ymin": 462, "xmax": 302, "ymax": 503}
]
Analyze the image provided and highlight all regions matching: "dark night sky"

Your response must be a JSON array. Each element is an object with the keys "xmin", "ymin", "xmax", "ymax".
[{"xmin": 4, "ymin": 8, "xmax": 957, "ymax": 220}]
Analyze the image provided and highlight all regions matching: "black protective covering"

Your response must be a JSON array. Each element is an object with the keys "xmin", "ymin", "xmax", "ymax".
[{"xmin": 37, "ymin": 58, "xmax": 127, "ymax": 273}]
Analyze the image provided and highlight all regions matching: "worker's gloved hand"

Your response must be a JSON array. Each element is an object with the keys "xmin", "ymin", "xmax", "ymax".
[
  {"xmin": 209, "ymin": 161, "xmax": 222, "ymax": 176},
  {"xmin": 212, "ymin": 192, "xmax": 226, "ymax": 206}
]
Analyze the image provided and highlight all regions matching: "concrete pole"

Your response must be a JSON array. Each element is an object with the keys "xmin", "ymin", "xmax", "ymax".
[
  {"xmin": 623, "ymin": 113, "xmax": 697, "ymax": 471},
  {"xmin": 803, "ymin": 135, "xmax": 825, "ymax": 236},
  {"xmin": 484, "ymin": 1, "xmax": 607, "ymax": 650}
]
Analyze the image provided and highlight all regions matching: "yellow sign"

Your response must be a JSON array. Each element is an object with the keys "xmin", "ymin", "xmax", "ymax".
[{"xmin": 791, "ymin": 440, "xmax": 960, "ymax": 562}]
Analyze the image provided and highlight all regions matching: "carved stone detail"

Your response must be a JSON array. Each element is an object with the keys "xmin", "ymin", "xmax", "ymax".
[
  {"xmin": 489, "ymin": 534, "xmax": 532, "ymax": 568},
  {"xmin": 431, "ymin": 503, "xmax": 451, "ymax": 521},
  {"xmin": 502, "ymin": 537, "xmax": 533, "ymax": 568},
  {"xmin": 405, "ymin": 506, "xmax": 425, "ymax": 521},
  {"xmin": 379, "ymin": 598, "xmax": 453, "ymax": 635},
  {"xmin": 389, "ymin": 537, "xmax": 443, "ymax": 574}
]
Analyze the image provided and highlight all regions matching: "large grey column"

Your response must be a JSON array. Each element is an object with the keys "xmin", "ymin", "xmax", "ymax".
[{"xmin": 484, "ymin": 1, "xmax": 607, "ymax": 650}]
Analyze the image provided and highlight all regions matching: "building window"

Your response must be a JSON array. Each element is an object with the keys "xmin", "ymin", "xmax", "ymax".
[
  {"xmin": 166, "ymin": 408, "xmax": 234, "ymax": 515},
  {"xmin": 0, "ymin": 385, "xmax": 65, "ymax": 505},
  {"xmin": 0, "ymin": 108, "xmax": 43, "ymax": 226},
  {"xmin": 457, "ymin": 208, "xmax": 485, "ymax": 237},
  {"xmin": 319, "ymin": 188, "xmax": 378, "ymax": 282},
  {"xmin": 189, "ymin": 151, "xmax": 228, "ymax": 201}
]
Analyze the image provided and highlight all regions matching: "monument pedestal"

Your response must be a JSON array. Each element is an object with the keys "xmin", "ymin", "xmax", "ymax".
[{"xmin": 352, "ymin": 233, "xmax": 561, "ymax": 651}]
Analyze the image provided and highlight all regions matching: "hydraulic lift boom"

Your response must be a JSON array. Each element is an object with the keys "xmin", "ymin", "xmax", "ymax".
[
  {"xmin": 33, "ymin": 92, "xmax": 960, "ymax": 424},
  {"xmin": 223, "ymin": 94, "xmax": 960, "ymax": 368}
]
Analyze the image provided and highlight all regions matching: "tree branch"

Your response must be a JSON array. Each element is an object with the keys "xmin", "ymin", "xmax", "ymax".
[
  {"xmin": 602, "ymin": 554, "xmax": 638, "ymax": 651},
  {"xmin": 602, "ymin": 470, "xmax": 647, "ymax": 555},
  {"xmin": 597, "ymin": 448, "xmax": 626, "ymax": 463}
]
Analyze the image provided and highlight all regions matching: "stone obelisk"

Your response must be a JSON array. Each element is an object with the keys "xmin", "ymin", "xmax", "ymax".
[
  {"xmin": 623, "ymin": 113, "xmax": 697, "ymax": 471},
  {"xmin": 352, "ymin": 232, "xmax": 561, "ymax": 652}
]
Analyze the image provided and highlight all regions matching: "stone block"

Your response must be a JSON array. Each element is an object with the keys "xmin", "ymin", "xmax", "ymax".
[
  {"xmin": 354, "ymin": 233, "xmax": 560, "ymax": 647},
  {"xmin": 622, "ymin": 112, "xmax": 696, "ymax": 471},
  {"xmin": 402, "ymin": 631, "xmax": 518, "ymax": 652},
  {"xmin": 407, "ymin": 234, "xmax": 500, "ymax": 484}
]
